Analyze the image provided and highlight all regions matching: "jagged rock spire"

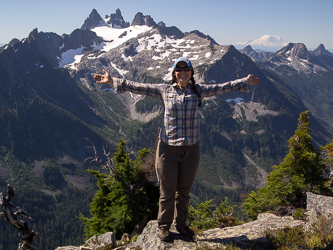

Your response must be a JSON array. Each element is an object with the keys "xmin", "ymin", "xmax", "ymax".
[
  {"xmin": 107, "ymin": 8, "xmax": 130, "ymax": 28},
  {"xmin": 131, "ymin": 12, "xmax": 145, "ymax": 26},
  {"xmin": 131, "ymin": 12, "xmax": 157, "ymax": 27},
  {"xmin": 81, "ymin": 9, "xmax": 103, "ymax": 30}
]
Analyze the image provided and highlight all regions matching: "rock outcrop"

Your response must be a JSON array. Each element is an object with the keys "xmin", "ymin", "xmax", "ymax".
[
  {"xmin": 55, "ymin": 232, "xmax": 117, "ymax": 250},
  {"xmin": 56, "ymin": 213, "xmax": 305, "ymax": 250},
  {"xmin": 56, "ymin": 192, "xmax": 333, "ymax": 250},
  {"xmin": 120, "ymin": 214, "xmax": 304, "ymax": 250},
  {"xmin": 305, "ymin": 192, "xmax": 333, "ymax": 231}
]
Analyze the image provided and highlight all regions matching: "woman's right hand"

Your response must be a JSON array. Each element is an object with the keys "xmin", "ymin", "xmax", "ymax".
[
  {"xmin": 247, "ymin": 74, "xmax": 260, "ymax": 85},
  {"xmin": 93, "ymin": 70, "xmax": 113, "ymax": 84}
]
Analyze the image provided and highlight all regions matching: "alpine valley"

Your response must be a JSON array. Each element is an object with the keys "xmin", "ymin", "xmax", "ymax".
[{"xmin": 0, "ymin": 8, "xmax": 332, "ymax": 249}]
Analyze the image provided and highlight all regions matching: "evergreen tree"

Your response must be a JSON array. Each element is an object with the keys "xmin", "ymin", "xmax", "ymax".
[
  {"xmin": 79, "ymin": 139, "xmax": 159, "ymax": 240},
  {"xmin": 243, "ymin": 111, "xmax": 331, "ymax": 220},
  {"xmin": 320, "ymin": 140, "xmax": 333, "ymax": 174},
  {"xmin": 188, "ymin": 198, "xmax": 242, "ymax": 230}
]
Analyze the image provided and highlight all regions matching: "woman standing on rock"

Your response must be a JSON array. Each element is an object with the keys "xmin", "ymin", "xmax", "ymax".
[{"xmin": 93, "ymin": 57, "xmax": 260, "ymax": 241}]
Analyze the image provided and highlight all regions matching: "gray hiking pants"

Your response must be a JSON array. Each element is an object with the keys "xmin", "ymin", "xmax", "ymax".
[{"xmin": 155, "ymin": 139, "xmax": 200, "ymax": 230}]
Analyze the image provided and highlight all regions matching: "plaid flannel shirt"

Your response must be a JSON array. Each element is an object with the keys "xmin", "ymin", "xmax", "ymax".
[{"xmin": 113, "ymin": 77, "xmax": 249, "ymax": 146}]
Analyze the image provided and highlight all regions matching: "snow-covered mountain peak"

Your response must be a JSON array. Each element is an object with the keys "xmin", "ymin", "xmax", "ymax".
[
  {"xmin": 251, "ymin": 35, "xmax": 286, "ymax": 45},
  {"xmin": 59, "ymin": 9, "xmax": 220, "ymax": 70},
  {"xmin": 235, "ymin": 35, "xmax": 288, "ymax": 51},
  {"xmin": 81, "ymin": 9, "xmax": 167, "ymax": 52}
]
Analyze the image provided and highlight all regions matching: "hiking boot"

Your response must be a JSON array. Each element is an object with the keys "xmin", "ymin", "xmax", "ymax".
[
  {"xmin": 158, "ymin": 228, "xmax": 170, "ymax": 241},
  {"xmin": 176, "ymin": 226, "xmax": 195, "ymax": 239}
]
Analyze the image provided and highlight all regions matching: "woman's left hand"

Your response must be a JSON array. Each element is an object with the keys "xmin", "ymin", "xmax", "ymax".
[{"xmin": 247, "ymin": 74, "xmax": 261, "ymax": 85}]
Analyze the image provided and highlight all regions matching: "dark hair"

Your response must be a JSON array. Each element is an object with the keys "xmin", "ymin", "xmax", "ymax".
[{"xmin": 171, "ymin": 68, "xmax": 202, "ymax": 107}]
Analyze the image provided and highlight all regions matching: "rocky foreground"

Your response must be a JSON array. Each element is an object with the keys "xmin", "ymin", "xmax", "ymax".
[{"xmin": 56, "ymin": 192, "xmax": 333, "ymax": 250}]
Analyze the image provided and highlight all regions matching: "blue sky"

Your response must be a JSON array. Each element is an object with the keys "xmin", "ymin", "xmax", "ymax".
[{"xmin": 1, "ymin": 0, "xmax": 333, "ymax": 50}]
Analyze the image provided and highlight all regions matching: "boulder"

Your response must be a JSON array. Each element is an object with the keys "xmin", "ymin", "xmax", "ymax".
[{"xmin": 84, "ymin": 232, "xmax": 117, "ymax": 249}]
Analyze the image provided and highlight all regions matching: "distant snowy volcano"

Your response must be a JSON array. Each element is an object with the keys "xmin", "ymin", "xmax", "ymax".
[{"xmin": 235, "ymin": 35, "xmax": 288, "ymax": 51}]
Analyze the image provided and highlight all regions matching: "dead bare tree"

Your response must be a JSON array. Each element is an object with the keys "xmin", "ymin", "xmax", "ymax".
[
  {"xmin": 84, "ymin": 137, "xmax": 120, "ymax": 189},
  {"xmin": 0, "ymin": 184, "xmax": 40, "ymax": 250}
]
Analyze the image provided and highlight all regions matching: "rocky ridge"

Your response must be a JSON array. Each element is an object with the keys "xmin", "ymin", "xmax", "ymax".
[
  {"xmin": 239, "ymin": 45, "xmax": 273, "ymax": 62},
  {"xmin": 56, "ymin": 214, "xmax": 305, "ymax": 250},
  {"xmin": 240, "ymin": 43, "xmax": 333, "ymax": 70},
  {"xmin": 262, "ymin": 43, "xmax": 326, "ymax": 74},
  {"xmin": 259, "ymin": 42, "xmax": 333, "ymax": 131},
  {"xmin": 56, "ymin": 192, "xmax": 333, "ymax": 250}
]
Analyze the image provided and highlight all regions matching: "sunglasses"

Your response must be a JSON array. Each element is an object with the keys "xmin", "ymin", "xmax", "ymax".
[{"xmin": 174, "ymin": 67, "xmax": 192, "ymax": 72}]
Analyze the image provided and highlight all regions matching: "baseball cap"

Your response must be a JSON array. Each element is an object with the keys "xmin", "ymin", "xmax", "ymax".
[{"xmin": 173, "ymin": 57, "xmax": 192, "ymax": 69}]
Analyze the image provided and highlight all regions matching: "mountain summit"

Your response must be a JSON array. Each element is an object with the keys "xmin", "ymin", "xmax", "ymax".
[
  {"xmin": 311, "ymin": 43, "xmax": 333, "ymax": 57},
  {"xmin": 81, "ymin": 9, "xmax": 103, "ymax": 30},
  {"xmin": 235, "ymin": 35, "xmax": 288, "ymax": 51}
]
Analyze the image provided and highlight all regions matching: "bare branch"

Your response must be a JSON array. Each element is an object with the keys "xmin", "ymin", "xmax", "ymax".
[
  {"xmin": 84, "ymin": 137, "xmax": 118, "ymax": 184},
  {"xmin": 0, "ymin": 184, "xmax": 39, "ymax": 249}
]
